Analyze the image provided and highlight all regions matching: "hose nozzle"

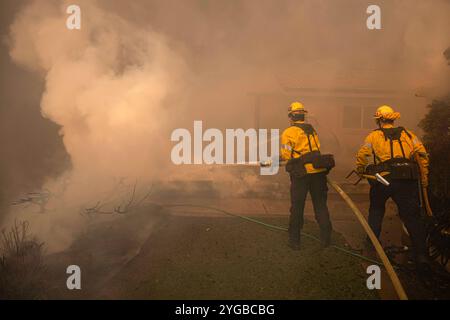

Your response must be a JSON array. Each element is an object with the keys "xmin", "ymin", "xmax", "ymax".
[{"xmin": 375, "ymin": 173, "xmax": 390, "ymax": 186}]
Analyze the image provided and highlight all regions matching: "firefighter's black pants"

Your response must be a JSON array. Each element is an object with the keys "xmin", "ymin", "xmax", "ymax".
[
  {"xmin": 289, "ymin": 172, "xmax": 332, "ymax": 243},
  {"xmin": 368, "ymin": 179, "xmax": 428, "ymax": 259}
]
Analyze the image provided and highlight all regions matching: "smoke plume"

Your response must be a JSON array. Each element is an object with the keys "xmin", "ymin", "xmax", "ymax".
[
  {"xmin": 4, "ymin": 0, "xmax": 450, "ymax": 251},
  {"xmin": 7, "ymin": 0, "xmax": 187, "ymax": 251}
]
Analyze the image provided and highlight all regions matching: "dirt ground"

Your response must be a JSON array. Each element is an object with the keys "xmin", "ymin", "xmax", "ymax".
[
  {"xmin": 101, "ymin": 215, "xmax": 379, "ymax": 300},
  {"xmin": 8, "ymin": 180, "xmax": 449, "ymax": 300},
  {"xmin": 44, "ymin": 208, "xmax": 378, "ymax": 300}
]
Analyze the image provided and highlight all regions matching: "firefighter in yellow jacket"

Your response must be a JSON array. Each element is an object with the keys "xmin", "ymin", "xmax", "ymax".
[
  {"xmin": 356, "ymin": 105, "xmax": 429, "ymax": 269},
  {"xmin": 281, "ymin": 102, "xmax": 333, "ymax": 250}
]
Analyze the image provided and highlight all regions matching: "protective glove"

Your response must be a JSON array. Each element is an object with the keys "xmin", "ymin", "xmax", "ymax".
[{"xmin": 356, "ymin": 166, "xmax": 365, "ymax": 175}]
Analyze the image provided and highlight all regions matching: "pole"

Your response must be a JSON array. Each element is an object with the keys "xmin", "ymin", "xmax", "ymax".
[{"xmin": 414, "ymin": 153, "xmax": 433, "ymax": 217}]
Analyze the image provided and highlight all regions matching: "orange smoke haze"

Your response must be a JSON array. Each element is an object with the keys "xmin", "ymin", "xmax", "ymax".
[{"xmin": 2, "ymin": 0, "xmax": 449, "ymax": 251}]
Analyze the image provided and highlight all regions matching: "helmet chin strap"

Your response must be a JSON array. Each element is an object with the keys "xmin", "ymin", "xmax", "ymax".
[
  {"xmin": 377, "ymin": 118, "xmax": 394, "ymax": 128},
  {"xmin": 289, "ymin": 113, "xmax": 305, "ymax": 122}
]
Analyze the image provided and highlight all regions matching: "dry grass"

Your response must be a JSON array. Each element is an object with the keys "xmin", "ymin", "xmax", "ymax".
[{"xmin": 0, "ymin": 220, "xmax": 46, "ymax": 299}]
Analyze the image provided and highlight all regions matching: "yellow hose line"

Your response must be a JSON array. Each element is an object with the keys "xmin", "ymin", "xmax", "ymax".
[{"xmin": 327, "ymin": 178, "xmax": 408, "ymax": 300}]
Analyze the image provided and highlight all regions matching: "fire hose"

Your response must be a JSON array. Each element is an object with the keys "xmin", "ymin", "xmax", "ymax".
[
  {"xmin": 332, "ymin": 168, "xmax": 407, "ymax": 299},
  {"xmin": 165, "ymin": 203, "xmax": 381, "ymax": 265},
  {"xmin": 166, "ymin": 156, "xmax": 410, "ymax": 299},
  {"xmin": 165, "ymin": 175, "xmax": 408, "ymax": 300},
  {"xmin": 282, "ymin": 160, "xmax": 407, "ymax": 298},
  {"xmin": 326, "ymin": 178, "xmax": 408, "ymax": 300}
]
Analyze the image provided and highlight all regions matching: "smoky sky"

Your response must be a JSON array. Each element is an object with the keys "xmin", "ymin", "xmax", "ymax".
[
  {"xmin": 0, "ymin": 0, "xmax": 68, "ymax": 222},
  {"xmin": 1, "ymin": 0, "xmax": 449, "ymax": 250}
]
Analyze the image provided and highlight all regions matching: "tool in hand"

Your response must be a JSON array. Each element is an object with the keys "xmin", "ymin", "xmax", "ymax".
[{"xmin": 346, "ymin": 170, "xmax": 390, "ymax": 186}]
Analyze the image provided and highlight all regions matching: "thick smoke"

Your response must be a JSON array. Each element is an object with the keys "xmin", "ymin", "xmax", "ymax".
[
  {"xmin": 5, "ymin": 0, "xmax": 450, "ymax": 251},
  {"xmin": 7, "ymin": 0, "xmax": 187, "ymax": 251}
]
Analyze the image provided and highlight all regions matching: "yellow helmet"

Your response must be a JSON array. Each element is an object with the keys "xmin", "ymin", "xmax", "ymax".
[
  {"xmin": 374, "ymin": 105, "xmax": 401, "ymax": 120},
  {"xmin": 288, "ymin": 101, "xmax": 307, "ymax": 114}
]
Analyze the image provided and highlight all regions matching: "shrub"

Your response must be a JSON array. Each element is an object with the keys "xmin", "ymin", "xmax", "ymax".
[{"xmin": 0, "ymin": 220, "xmax": 46, "ymax": 299}]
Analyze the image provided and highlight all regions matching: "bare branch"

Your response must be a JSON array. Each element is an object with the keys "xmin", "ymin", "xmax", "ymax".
[{"xmin": 82, "ymin": 181, "xmax": 154, "ymax": 216}]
